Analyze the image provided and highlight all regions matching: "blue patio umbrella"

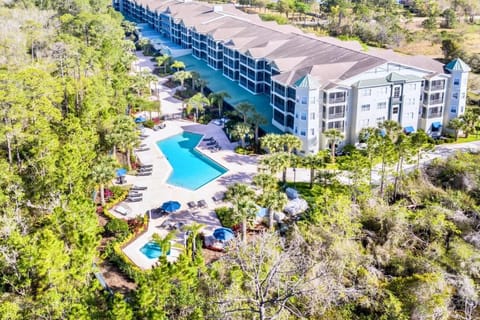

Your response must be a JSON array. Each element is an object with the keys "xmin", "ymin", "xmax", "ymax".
[
  {"xmin": 116, "ymin": 168, "xmax": 127, "ymax": 177},
  {"xmin": 135, "ymin": 116, "xmax": 146, "ymax": 123},
  {"xmin": 161, "ymin": 201, "xmax": 181, "ymax": 213},
  {"xmin": 213, "ymin": 227, "xmax": 234, "ymax": 242}
]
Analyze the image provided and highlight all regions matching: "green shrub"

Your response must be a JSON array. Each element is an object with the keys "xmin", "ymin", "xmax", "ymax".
[
  {"xmin": 198, "ymin": 114, "xmax": 212, "ymax": 125},
  {"xmin": 143, "ymin": 119, "xmax": 155, "ymax": 128},
  {"xmin": 215, "ymin": 206, "xmax": 235, "ymax": 228},
  {"xmin": 259, "ymin": 13, "xmax": 288, "ymax": 25},
  {"xmin": 105, "ymin": 219, "xmax": 130, "ymax": 239},
  {"xmin": 235, "ymin": 146, "xmax": 254, "ymax": 155}
]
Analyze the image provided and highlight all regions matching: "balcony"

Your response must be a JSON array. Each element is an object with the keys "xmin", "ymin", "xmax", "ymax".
[
  {"xmin": 429, "ymin": 112, "xmax": 442, "ymax": 118},
  {"xmin": 429, "ymin": 99, "xmax": 444, "ymax": 105},
  {"xmin": 329, "ymin": 98, "xmax": 345, "ymax": 104},
  {"xmin": 328, "ymin": 112, "xmax": 345, "ymax": 119},
  {"xmin": 430, "ymin": 84, "xmax": 445, "ymax": 91}
]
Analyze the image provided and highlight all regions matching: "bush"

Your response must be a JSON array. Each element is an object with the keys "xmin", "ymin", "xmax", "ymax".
[
  {"xmin": 235, "ymin": 146, "xmax": 254, "ymax": 155},
  {"xmin": 143, "ymin": 119, "xmax": 155, "ymax": 128},
  {"xmin": 259, "ymin": 13, "xmax": 288, "ymax": 25},
  {"xmin": 215, "ymin": 206, "xmax": 235, "ymax": 228},
  {"xmin": 198, "ymin": 114, "xmax": 212, "ymax": 125},
  {"xmin": 105, "ymin": 219, "xmax": 130, "ymax": 239}
]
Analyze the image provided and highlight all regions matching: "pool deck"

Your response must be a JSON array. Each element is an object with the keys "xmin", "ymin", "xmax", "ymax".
[{"xmin": 115, "ymin": 119, "xmax": 259, "ymax": 270}]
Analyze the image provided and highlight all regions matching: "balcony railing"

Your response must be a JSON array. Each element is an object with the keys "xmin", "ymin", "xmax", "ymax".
[
  {"xmin": 430, "ymin": 85, "xmax": 445, "ymax": 91},
  {"xmin": 429, "ymin": 112, "xmax": 442, "ymax": 118},
  {"xmin": 429, "ymin": 99, "xmax": 444, "ymax": 105},
  {"xmin": 329, "ymin": 98, "xmax": 345, "ymax": 104},
  {"xmin": 328, "ymin": 112, "xmax": 345, "ymax": 119}
]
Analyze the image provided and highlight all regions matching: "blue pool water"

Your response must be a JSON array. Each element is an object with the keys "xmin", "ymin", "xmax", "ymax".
[
  {"xmin": 140, "ymin": 241, "xmax": 163, "ymax": 259},
  {"xmin": 157, "ymin": 132, "xmax": 228, "ymax": 190}
]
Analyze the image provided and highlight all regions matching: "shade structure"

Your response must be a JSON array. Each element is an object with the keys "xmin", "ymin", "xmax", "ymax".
[
  {"xmin": 161, "ymin": 201, "xmax": 181, "ymax": 213},
  {"xmin": 135, "ymin": 116, "xmax": 146, "ymax": 123},
  {"xmin": 432, "ymin": 122, "xmax": 442, "ymax": 129},
  {"xmin": 116, "ymin": 168, "xmax": 127, "ymax": 177},
  {"xmin": 213, "ymin": 227, "xmax": 234, "ymax": 242},
  {"xmin": 404, "ymin": 126, "xmax": 415, "ymax": 134}
]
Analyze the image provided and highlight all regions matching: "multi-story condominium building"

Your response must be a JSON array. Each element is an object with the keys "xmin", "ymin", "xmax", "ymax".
[{"xmin": 113, "ymin": 0, "xmax": 471, "ymax": 154}]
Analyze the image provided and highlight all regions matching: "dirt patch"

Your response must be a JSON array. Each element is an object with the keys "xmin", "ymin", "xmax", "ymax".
[{"xmin": 100, "ymin": 261, "xmax": 137, "ymax": 294}]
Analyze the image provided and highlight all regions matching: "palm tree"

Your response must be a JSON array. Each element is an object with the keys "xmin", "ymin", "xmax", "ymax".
[
  {"xmin": 155, "ymin": 54, "xmax": 171, "ymax": 74},
  {"xmin": 260, "ymin": 190, "xmax": 287, "ymax": 230},
  {"xmin": 380, "ymin": 120, "xmax": 402, "ymax": 142},
  {"xmin": 231, "ymin": 122, "xmax": 254, "ymax": 148},
  {"xmin": 260, "ymin": 133, "xmax": 283, "ymax": 153},
  {"xmin": 302, "ymin": 152, "xmax": 325, "ymax": 188},
  {"xmin": 280, "ymin": 134, "xmax": 302, "ymax": 154},
  {"xmin": 186, "ymin": 93, "xmax": 209, "ymax": 122},
  {"xmin": 170, "ymin": 60, "xmax": 185, "ymax": 72},
  {"xmin": 208, "ymin": 91, "xmax": 231, "ymax": 118},
  {"xmin": 448, "ymin": 118, "xmax": 464, "ymax": 141},
  {"xmin": 190, "ymin": 71, "xmax": 200, "ymax": 90},
  {"xmin": 182, "ymin": 222, "xmax": 204, "ymax": 261},
  {"xmin": 196, "ymin": 78, "xmax": 208, "ymax": 95},
  {"xmin": 410, "ymin": 129, "xmax": 432, "ymax": 170},
  {"xmin": 253, "ymin": 173, "xmax": 277, "ymax": 193},
  {"xmin": 460, "ymin": 110, "xmax": 479, "ymax": 138},
  {"xmin": 92, "ymin": 156, "xmax": 117, "ymax": 205},
  {"xmin": 173, "ymin": 70, "xmax": 192, "ymax": 89},
  {"xmin": 225, "ymin": 183, "xmax": 257, "ymax": 243},
  {"xmin": 260, "ymin": 152, "xmax": 291, "ymax": 184},
  {"xmin": 248, "ymin": 111, "xmax": 267, "ymax": 152},
  {"xmin": 323, "ymin": 129, "xmax": 344, "ymax": 163},
  {"xmin": 235, "ymin": 102, "xmax": 254, "ymax": 123},
  {"xmin": 152, "ymin": 231, "xmax": 177, "ymax": 258},
  {"xmin": 107, "ymin": 115, "xmax": 138, "ymax": 169}
]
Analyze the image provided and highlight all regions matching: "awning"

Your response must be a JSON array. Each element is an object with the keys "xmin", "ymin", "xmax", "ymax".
[
  {"xmin": 432, "ymin": 122, "xmax": 442, "ymax": 129},
  {"xmin": 135, "ymin": 116, "xmax": 146, "ymax": 123},
  {"xmin": 404, "ymin": 126, "xmax": 415, "ymax": 134}
]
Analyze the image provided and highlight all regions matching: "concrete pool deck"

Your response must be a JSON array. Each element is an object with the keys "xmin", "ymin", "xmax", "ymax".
[{"xmin": 113, "ymin": 119, "xmax": 259, "ymax": 270}]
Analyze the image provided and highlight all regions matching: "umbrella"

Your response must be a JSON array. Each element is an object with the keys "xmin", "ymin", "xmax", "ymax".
[
  {"xmin": 135, "ymin": 116, "xmax": 146, "ymax": 123},
  {"xmin": 213, "ymin": 227, "xmax": 234, "ymax": 242},
  {"xmin": 116, "ymin": 168, "xmax": 127, "ymax": 177},
  {"xmin": 161, "ymin": 201, "xmax": 181, "ymax": 213}
]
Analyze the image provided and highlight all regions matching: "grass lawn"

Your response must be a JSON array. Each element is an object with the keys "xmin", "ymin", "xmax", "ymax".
[{"xmin": 455, "ymin": 134, "xmax": 480, "ymax": 143}]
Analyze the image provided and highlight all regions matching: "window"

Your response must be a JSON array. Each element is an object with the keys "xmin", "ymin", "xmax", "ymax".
[
  {"xmin": 311, "ymin": 128, "xmax": 315, "ymax": 136},
  {"xmin": 362, "ymin": 89, "xmax": 372, "ymax": 97},
  {"xmin": 381, "ymin": 87, "xmax": 388, "ymax": 94},
  {"xmin": 409, "ymin": 83, "xmax": 417, "ymax": 90},
  {"xmin": 450, "ymin": 107, "xmax": 457, "ymax": 113},
  {"xmin": 300, "ymin": 130, "xmax": 306, "ymax": 136},
  {"xmin": 310, "ymin": 96, "xmax": 316, "ymax": 104},
  {"xmin": 361, "ymin": 104, "xmax": 370, "ymax": 112},
  {"xmin": 310, "ymin": 112, "xmax": 315, "ymax": 120},
  {"xmin": 329, "ymin": 92, "xmax": 346, "ymax": 103},
  {"xmin": 377, "ymin": 102, "xmax": 387, "ymax": 109},
  {"xmin": 392, "ymin": 106, "xmax": 399, "ymax": 114},
  {"xmin": 301, "ymin": 112, "xmax": 307, "ymax": 120},
  {"xmin": 393, "ymin": 86, "xmax": 401, "ymax": 98},
  {"xmin": 454, "ymin": 78, "xmax": 460, "ymax": 86},
  {"xmin": 453, "ymin": 93, "xmax": 458, "ymax": 99},
  {"xmin": 360, "ymin": 119, "xmax": 370, "ymax": 126},
  {"xmin": 462, "ymin": 92, "xmax": 466, "ymax": 98},
  {"xmin": 327, "ymin": 120, "xmax": 344, "ymax": 130},
  {"xmin": 376, "ymin": 116, "xmax": 385, "ymax": 123},
  {"xmin": 300, "ymin": 96, "xmax": 307, "ymax": 104}
]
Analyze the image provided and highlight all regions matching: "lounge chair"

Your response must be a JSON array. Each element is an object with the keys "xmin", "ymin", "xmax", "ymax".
[
  {"xmin": 114, "ymin": 206, "xmax": 129, "ymax": 216},
  {"xmin": 126, "ymin": 197, "xmax": 142, "ymax": 202},
  {"xmin": 210, "ymin": 146, "xmax": 221, "ymax": 153},
  {"xmin": 139, "ymin": 164, "xmax": 153, "ymax": 168},
  {"xmin": 136, "ymin": 172, "xmax": 152, "ymax": 176},
  {"xmin": 197, "ymin": 199, "xmax": 208, "ymax": 208},
  {"xmin": 206, "ymin": 140, "xmax": 217, "ymax": 146},
  {"xmin": 203, "ymin": 136, "xmax": 214, "ymax": 141},
  {"xmin": 187, "ymin": 201, "xmax": 197, "ymax": 209},
  {"xmin": 131, "ymin": 185, "xmax": 147, "ymax": 191},
  {"xmin": 138, "ymin": 167, "xmax": 152, "ymax": 172},
  {"xmin": 212, "ymin": 194, "xmax": 224, "ymax": 203},
  {"xmin": 135, "ymin": 148, "xmax": 150, "ymax": 152},
  {"xmin": 128, "ymin": 192, "xmax": 142, "ymax": 197}
]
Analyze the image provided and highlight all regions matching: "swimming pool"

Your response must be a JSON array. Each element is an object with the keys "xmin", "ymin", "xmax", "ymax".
[
  {"xmin": 157, "ymin": 132, "xmax": 228, "ymax": 190},
  {"xmin": 140, "ymin": 241, "xmax": 164, "ymax": 259}
]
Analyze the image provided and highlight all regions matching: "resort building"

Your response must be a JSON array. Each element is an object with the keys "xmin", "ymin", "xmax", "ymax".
[{"xmin": 114, "ymin": 0, "xmax": 470, "ymax": 154}]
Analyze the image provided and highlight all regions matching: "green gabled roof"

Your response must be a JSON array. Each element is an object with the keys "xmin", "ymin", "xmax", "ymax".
[
  {"xmin": 386, "ymin": 72, "xmax": 409, "ymax": 82},
  {"xmin": 294, "ymin": 74, "xmax": 320, "ymax": 89},
  {"xmin": 355, "ymin": 78, "xmax": 389, "ymax": 88},
  {"xmin": 445, "ymin": 58, "xmax": 471, "ymax": 72}
]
